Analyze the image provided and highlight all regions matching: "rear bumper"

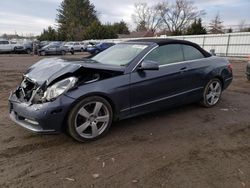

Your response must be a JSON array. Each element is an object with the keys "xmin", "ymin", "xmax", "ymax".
[
  {"xmin": 223, "ymin": 77, "xmax": 233, "ymax": 90},
  {"xmin": 246, "ymin": 63, "xmax": 250, "ymax": 75},
  {"xmin": 9, "ymin": 93, "xmax": 75, "ymax": 133}
]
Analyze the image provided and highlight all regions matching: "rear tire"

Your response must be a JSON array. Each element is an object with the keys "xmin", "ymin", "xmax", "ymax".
[
  {"xmin": 67, "ymin": 96, "xmax": 113, "ymax": 142},
  {"xmin": 247, "ymin": 75, "xmax": 250, "ymax": 81},
  {"xmin": 14, "ymin": 47, "xmax": 17, "ymax": 54},
  {"xmin": 200, "ymin": 78, "xmax": 222, "ymax": 108},
  {"xmin": 70, "ymin": 48, "xmax": 74, "ymax": 55},
  {"xmin": 61, "ymin": 50, "xmax": 66, "ymax": 55},
  {"xmin": 26, "ymin": 48, "xmax": 32, "ymax": 54}
]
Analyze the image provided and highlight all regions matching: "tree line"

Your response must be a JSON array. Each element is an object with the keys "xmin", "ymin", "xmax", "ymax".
[
  {"xmin": 38, "ymin": 0, "xmax": 249, "ymax": 41},
  {"xmin": 38, "ymin": 0, "xmax": 130, "ymax": 41}
]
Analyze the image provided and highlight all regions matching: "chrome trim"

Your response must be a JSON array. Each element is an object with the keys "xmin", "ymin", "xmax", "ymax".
[
  {"xmin": 225, "ymin": 77, "xmax": 233, "ymax": 82},
  {"xmin": 121, "ymin": 87, "xmax": 203, "ymax": 112},
  {"xmin": 159, "ymin": 57, "xmax": 210, "ymax": 68},
  {"xmin": 132, "ymin": 45, "xmax": 159, "ymax": 72}
]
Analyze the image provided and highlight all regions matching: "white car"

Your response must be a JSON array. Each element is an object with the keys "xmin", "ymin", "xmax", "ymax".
[
  {"xmin": 63, "ymin": 42, "xmax": 82, "ymax": 54},
  {"xmin": 80, "ymin": 42, "xmax": 88, "ymax": 51},
  {"xmin": 0, "ymin": 40, "xmax": 14, "ymax": 53}
]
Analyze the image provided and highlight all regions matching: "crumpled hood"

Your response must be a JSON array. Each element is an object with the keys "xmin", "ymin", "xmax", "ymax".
[{"xmin": 24, "ymin": 57, "xmax": 124, "ymax": 85}]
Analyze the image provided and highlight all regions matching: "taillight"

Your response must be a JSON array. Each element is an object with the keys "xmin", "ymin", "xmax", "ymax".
[{"xmin": 227, "ymin": 63, "xmax": 233, "ymax": 73}]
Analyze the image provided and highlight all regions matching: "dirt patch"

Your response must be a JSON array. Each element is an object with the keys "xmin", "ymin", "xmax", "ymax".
[{"xmin": 0, "ymin": 55, "xmax": 250, "ymax": 188}]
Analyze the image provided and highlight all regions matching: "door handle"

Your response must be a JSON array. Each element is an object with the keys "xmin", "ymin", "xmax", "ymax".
[
  {"xmin": 180, "ymin": 67, "xmax": 187, "ymax": 70},
  {"xmin": 179, "ymin": 67, "xmax": 188, "ymax": 73}
]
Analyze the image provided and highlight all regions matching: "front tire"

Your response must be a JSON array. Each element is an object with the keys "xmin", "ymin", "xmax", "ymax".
[
  {"xmin": 67, "ymin": 96, "xmax": 113, "ymax": 142},
  {"xmin": 40, "ymin": 51, "xmax": 46, "ymax": 56},
  {"xmin": 200, "ymin": 78, "xmax": 222, "ymax": 108}
]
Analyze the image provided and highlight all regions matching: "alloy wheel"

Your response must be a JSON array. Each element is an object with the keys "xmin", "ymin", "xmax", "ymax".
[
  {"xmin": 205, "ymin": 80, "xmax": 222, "ymax": 105},
  {"xmin": 74, "ymin": 101, "xmax": 110, "ymax": 139}
]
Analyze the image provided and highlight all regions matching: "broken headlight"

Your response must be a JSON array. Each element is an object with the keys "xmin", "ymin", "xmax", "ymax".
[{"xmin": 44, "ymin": 77, "xmax": 78, "ymax": 101}]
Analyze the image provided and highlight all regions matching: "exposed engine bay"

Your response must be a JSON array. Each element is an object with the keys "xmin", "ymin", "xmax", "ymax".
[{"xmin": 15, "ymin": 67, "xmax": 122, "ymax": 104}]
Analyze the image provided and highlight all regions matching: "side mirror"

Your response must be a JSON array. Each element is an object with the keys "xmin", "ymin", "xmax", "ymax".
[{"xmin": 138, "ymin": 60, "xmax": 159, "ymax": 71}]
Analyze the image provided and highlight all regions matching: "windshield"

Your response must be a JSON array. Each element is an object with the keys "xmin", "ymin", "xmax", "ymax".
[
  {"xmin": 92, "ymin": 43, "xmax": 148, "ymax": 66},
  {"xmin": 66, "ymin": 42, "xmax": 73, "ymax": 45}
]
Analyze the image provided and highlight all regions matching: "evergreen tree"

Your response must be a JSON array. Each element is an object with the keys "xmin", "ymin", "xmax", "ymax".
[
  {"xmin": 186, "ymin": 18, "xmax": 207, "ymax": 35},
  {"xmin": 112, "ymin": 21, "xmax": 130, "ymax": 34},
  {"xmin": 57, "ymin": 0, "xmax": 98, "ymax": 41},
  {"xmin": 38, "ymin": 26, "xmax": 58, "ymax": 41},
  {"xmin": 83, "ymin": 21, "xmax": 118, "ymax": 40}
]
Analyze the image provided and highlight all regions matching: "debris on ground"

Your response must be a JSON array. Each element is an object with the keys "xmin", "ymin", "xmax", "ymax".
[{"xmin": 92, "ymin": 173, "xmax": 100, "ymax": 179}]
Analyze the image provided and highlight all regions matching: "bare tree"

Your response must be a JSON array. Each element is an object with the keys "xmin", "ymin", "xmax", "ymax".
[
  {"xmin": 238, "ymin": 20, "xmax": 246, "ymax": 32},
  {"xmin": 132, "ymin": 3, "xmax": 163, "ymax": 33},
  {"xmin": 209, "ymin": 13, "xmax": 224, "ymax": 34},
  {"xmin": 159, "ymin": 0, "xmax": 205, "ymax": 35}
]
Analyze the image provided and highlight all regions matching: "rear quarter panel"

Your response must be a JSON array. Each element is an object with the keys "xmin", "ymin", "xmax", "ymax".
[{"xmin": 188, "ymin": 56, "xmax": 232, "ymax": 90}]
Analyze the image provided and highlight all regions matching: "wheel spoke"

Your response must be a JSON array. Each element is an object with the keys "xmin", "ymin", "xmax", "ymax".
[
  {"xmin": 96, "ymin": 115, "xmax": 109, "ymax": 123},
  {"xmin": 93, "ymin": 102, "xmax": 103, "ymax": 115},
  {"xmin": 206, "ymin": 93, "xmax": 213, "ymax": 100},
  {"xmin": 214, "ymin": 83, "xmax": 220, "ymax": 91},
  {"xmin": 215, "ymin": 92, "xmax": 221, "ymax": 97},
  {"xmin": 76, "ymin": 122, "xmax": 90, "ymax": 133},
  {"xmin": 91, "ymin": 123, "xmax": 98, "ymax": 137},
  {"xmin": 78, "ymin": 107, "xmax": 90, "ymax": 118},
  {"xmin": 209, "ymin": 84, "xmax": 214, "ymax": 91},
  {"xmin": 211, "ymin": 95, "xmax": 216, "ymax": 104}
]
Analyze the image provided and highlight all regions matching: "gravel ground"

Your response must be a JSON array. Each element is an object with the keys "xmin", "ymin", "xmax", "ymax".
[{"xmin": 0, "ymin": 54, "xmax": 250, "ymax": 188}]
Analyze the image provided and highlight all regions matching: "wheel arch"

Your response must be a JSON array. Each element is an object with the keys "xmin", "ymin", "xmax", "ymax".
[
  {"xmin": 61, "ymin": 92, "xmax": 117, "ymax": 132},
  {"xmin": 213, "ymin": 76, "xmax": 224, "ymax": 89}
]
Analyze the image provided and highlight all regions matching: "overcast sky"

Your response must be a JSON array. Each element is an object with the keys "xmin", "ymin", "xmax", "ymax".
[{"xmin": 0, "ymin": 0, "xmax": 249, "ymax": 36}]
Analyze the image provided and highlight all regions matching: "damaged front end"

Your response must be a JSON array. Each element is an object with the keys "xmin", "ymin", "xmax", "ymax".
[
  {"xmin": 8, "ymin": 75, "xmax": 76, "ymax": 133},
  {"xmin": 9, "ymin": 57, "xmax": 124, "ymax": 133},
  {"xmin": 15, "ymin": 76, "xmax": 45, "ymax": 104}
]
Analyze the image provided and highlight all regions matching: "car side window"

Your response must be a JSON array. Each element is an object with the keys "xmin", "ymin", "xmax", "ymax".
[
  {"xmin": 0, "ymin": 41, "xmax": 9, "ymax": 44},
  {"xmin": 144, "ymin": 44, "xmax": 184, "ymax": 66},
  {"xmin": 182, "ymin": 45, "xmax": 204, "ymax": 61}
]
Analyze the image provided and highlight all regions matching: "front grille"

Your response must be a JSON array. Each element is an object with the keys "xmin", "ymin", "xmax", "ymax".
[{"xmin": 16, "ymin": 77, "xmax": 38, "ymax": 102}]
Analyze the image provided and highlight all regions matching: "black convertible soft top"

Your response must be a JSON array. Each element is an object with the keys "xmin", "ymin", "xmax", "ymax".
[{"xmin": 129, "ymin": 38, "xmax": 212, "ymax": 57}]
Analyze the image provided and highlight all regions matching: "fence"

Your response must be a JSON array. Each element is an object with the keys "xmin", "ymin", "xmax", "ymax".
[{"xmin": 101, "ymin": 32, "xmax": 250, "ymax": 57}]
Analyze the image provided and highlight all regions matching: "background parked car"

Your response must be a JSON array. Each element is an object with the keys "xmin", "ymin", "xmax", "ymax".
[
  {"xmin": 63, "ymin": 42, "xmax": 82, "ymax": 54},
  {"xmin": 38, "ymin": 44, "xmax": 67, "ymax": 56},
  {"xmin": 0, "ymin": 40, "xmax": 14, "ymax": 53},
  {"xmin": 39, "ymin": 41, "xmax": 50, "ymax": 49},
  {"xmin": 86, "ymin": 42, "xmax": 115, "ymax": 54},
  {"xmin": 80, "ymin": 42, "xmax": 88, "ymax": 51},
  {"xmin": 246, "ymin": 61, "xmax": 250, "ymax": 81},
  {"xmin": 13, "ymin": 42, "xmax": 33, "ymax": 54}
]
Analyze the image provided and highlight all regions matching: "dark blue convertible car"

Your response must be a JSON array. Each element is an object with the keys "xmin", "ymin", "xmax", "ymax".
[{"xmin": 9, "ymin": 39, "xmax": 233, "ymax": 142}]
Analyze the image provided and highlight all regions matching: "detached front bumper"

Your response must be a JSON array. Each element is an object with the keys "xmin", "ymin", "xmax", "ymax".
[{"xmin": 9, "ymin": 93, "xmax": 75, "ymax": 133}]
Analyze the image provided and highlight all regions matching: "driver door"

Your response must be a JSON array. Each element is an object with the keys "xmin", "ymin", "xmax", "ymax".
[{"xmin": 129, "ymin": 44, "xmax": 191, "ymax": 115}]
